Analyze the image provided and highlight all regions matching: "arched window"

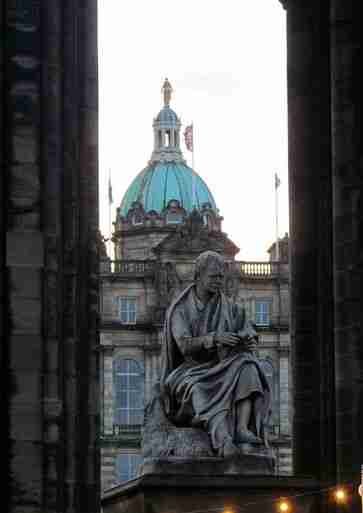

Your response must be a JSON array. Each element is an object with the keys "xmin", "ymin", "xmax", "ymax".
[
  {"xmin": 115, "ymin": 453, "xmax": 142, "ymax": 483},
  {"xmin": 165, "ymin": 130, "xmax": 170, "ymax": 147},
  {"xmin": 113, "ymin": 359, "xmax": 144, "ymax": 425}
]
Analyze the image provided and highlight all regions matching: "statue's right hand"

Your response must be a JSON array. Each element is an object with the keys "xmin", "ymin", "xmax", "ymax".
[{"xmin": 214, "ymin": 333, "xmax": 241, "ymax": 347}]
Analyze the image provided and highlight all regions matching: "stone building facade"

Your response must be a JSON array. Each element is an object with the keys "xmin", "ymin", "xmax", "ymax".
[{"xmin": 99, "ymin": 84, "xmax": 292, "ymax": 491}]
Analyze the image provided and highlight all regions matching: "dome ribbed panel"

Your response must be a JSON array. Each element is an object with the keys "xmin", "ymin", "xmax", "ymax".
[
  {"xmin": 119, "ymin": 162, "xmax": 217, "ymax": 216},
  {"xmin": 119, "ymin": 168, "xmax": 148, "ymax": 214},
  {"xmin": 142, "ymin": 163, "xmax": 166, "ymax": 212},
  {"xmin": 155, "ymin": 106, "xmax": 178, "ymax": 125}
]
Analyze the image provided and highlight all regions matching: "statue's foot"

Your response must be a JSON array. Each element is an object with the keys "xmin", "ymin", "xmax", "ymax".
[
  {"xmin": 218, "ymin": 438, "xmax": 240, "ymax": 458},
  {"xmin": 236, "ymin": 430, "xmax": 262, "ymax": 444}
]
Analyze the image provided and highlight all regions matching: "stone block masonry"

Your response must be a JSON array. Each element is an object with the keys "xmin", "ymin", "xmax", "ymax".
[{"xmin": 2, "ymin": 1, "xmax": 100, "ymax": 511}]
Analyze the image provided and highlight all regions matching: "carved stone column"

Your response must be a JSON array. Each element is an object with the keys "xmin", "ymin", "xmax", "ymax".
[
  {"xmin": 281, "ymin": 0, "xmax": 336, "ymax": 481},
  {"xmin": 3, "ymin": 1, "xmax": 100, "ymax": 511},
  {"xmin": 282, "ymin": 0, "xmax": 363, "ymax": 495},
  {"xmin": 330, "ymin": 0, "xmax": 363, "ymax": 483}
]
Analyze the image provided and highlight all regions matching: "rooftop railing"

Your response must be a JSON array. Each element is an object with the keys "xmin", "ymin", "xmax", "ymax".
[
  {"xmin": 237, "ymin": 261, "xmax": 289, "ymax": 279},
  {"xmin": 100, "ymin": 258, "xmax": 288, "ymax": 279},
  {"xmin": 100, "ymin": 259, "xmax": 155, "ymax": 276}
]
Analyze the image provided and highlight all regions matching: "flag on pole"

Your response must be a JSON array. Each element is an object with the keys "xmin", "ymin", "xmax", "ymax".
[
  {"xmin": 274, "ymin": 172, "xmax": 281, "ymax": 261},
  {"xmin": 275, "ymin": 172, "xmax": 281, "ymax": 189},
  {"xmin": 108, "ymin": 176, "xmax": 113, "ymax": 204},
  {"xmin": 184, "ymin": 124, "xmax": 193, "ymax": 152}
]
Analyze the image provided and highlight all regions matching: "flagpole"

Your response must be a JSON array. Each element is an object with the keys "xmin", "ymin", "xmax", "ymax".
[
  {"xmin": 275, "ymin": 172, "xmax": 280, "ymax": 261},
  {"xmin": 191, "ymin": 122, "xmax": 196, "ymax": 208},
  {"xmin": 108, "ymin": 169, "xmax": 112, "ymax": 259},
  {"xmin": 183, "ymin": 123, "xmax": 195, "ymax": 207}
]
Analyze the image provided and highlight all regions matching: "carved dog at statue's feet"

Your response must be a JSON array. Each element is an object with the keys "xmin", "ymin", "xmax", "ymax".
[{"xmin": 142, "ymin": 383, "xmax": 213, "ymax": 459}]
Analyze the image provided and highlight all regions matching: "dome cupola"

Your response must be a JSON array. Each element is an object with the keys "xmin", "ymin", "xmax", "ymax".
[{"xmin": 150, "ymin": 78, "xmax": 184, "ymax": 164}]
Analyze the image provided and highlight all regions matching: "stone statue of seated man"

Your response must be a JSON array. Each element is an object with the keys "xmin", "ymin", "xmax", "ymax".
[{"xmin": 159, "ymin": 251, "xmax": 271, "ymax": 458}]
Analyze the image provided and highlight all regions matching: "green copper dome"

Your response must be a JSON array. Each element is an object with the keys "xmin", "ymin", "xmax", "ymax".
[
  {"xmin": 119, "ymin": 80, "xmax": 218, "ymax": 219},
  {"xmin": 119, "ymin": 162, "xmax": 217, "ymax": 216}
]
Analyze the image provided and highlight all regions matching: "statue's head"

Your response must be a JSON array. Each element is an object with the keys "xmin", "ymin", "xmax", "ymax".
[{"xmin": 194, "ymin": 251, "xmax": 225, "ymax": 296}]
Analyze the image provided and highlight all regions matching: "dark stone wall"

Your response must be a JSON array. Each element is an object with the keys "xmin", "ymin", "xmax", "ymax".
[
  {"xmin": 330, "ymin": 0, "xmax": 363, "ymax": 483},
  {"xmin": 2, "ymin": 1, "xmax": 100, "ymax": 512},
  {"xmin": 283, "ymin": 0, "xmax": 363, "ymax": 493}
]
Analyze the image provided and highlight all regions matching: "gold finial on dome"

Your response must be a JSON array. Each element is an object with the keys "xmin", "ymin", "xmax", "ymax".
[{"xmin": 162, "ymin": 78, "xmax": 173, "ymax": 107}]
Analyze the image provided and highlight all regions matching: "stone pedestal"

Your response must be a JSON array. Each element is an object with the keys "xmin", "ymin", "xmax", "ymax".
[
  {"xmin": 101, "ymin": 475, "xmax": 323, "ymax": 513},
  {"xmin": 142, "ymin": 445, "xmax": 275, "ymax": 476}
]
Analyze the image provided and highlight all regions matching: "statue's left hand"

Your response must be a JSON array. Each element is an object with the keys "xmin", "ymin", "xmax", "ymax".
[
  {"xmin": 242, "ymin": 337, "xmax": 258, "ymax": 352},
  {"xmin": 237, "ymin": 328, "xmax": 258, "ymax": 352}
]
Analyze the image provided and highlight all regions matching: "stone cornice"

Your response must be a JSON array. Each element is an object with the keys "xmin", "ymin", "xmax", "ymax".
[
  {"xmin": 99, "ymin": 436, "xmax": 141, "ymax": 448},
  {"xmin": 278, "ymin": 345, "xmax": 290, "ymax": 356},
  {"xmin": 113, "ymin": 225, "xmax": 176, "ymax": 238},
  {"xmin": 100, "ymin": 321, "xmax": 157, "ymax": 332}
]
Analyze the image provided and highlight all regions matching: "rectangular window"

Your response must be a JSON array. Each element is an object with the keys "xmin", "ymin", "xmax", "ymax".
[
  {"xmin": 115, "ymin": 453, "xmax": 142, "ymax": 483},
  {"xmin": 114, "ymin": 359, "xmax": 144, "ymax": 426},
  {"xmin": 255, "ymin": 298, "xmax": 272, "ymax": 326},
  {"xmin": 119, "ymin": 297, "xmax": 137, "ymax": 324},
  {"xmin": 132, "ymin": 214, "xmax": 143, "ymax": 226},
  {"xmin": 166, "ymin": 212, "xmax": 182, "ymax": 224}
]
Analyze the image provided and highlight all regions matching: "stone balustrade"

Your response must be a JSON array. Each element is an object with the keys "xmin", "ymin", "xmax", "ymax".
[
  {"xmin": 237, "ymin": 261, "xmax": 289, "ymax": 279},
  {"xmin": 100, "ymin": 259, "xmax": 156, "ymax": 276},
  {"xmin": 100, "ymin": 259, "xmax": 289, "ymax": 280},
  {"xmin": 112, "ymin": 424, "xmax": 142, "ymax": 436}
]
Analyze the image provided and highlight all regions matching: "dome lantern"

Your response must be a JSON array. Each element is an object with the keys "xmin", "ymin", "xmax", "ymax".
[{"xmin": 150, "ymin": 78, "xmax": 185, "ymax": 164}]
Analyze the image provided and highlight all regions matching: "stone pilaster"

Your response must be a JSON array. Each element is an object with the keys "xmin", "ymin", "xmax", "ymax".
[
  {"xmin": 103, "ymin": 347, "xmax": 115, "ymax": 435},
  {"xmin": 279, "ymin": 349, "xmax": 290, "ymax": 437}
]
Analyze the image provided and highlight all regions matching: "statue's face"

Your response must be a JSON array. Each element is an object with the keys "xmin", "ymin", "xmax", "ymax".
[{"xmin": 199, "ymin": 261, "xmax": 224, "ymax": 295}]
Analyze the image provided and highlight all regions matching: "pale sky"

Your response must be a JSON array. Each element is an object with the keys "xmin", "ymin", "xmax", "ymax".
[{"xmin": 98, "ymin": 0, "xmax": 288, "ymax": 261}]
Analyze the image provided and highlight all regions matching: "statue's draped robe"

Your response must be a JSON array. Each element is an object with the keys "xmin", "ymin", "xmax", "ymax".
[{"xmin": 160, "ymin": 285, "xmax": 271, "ymax": 451}]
